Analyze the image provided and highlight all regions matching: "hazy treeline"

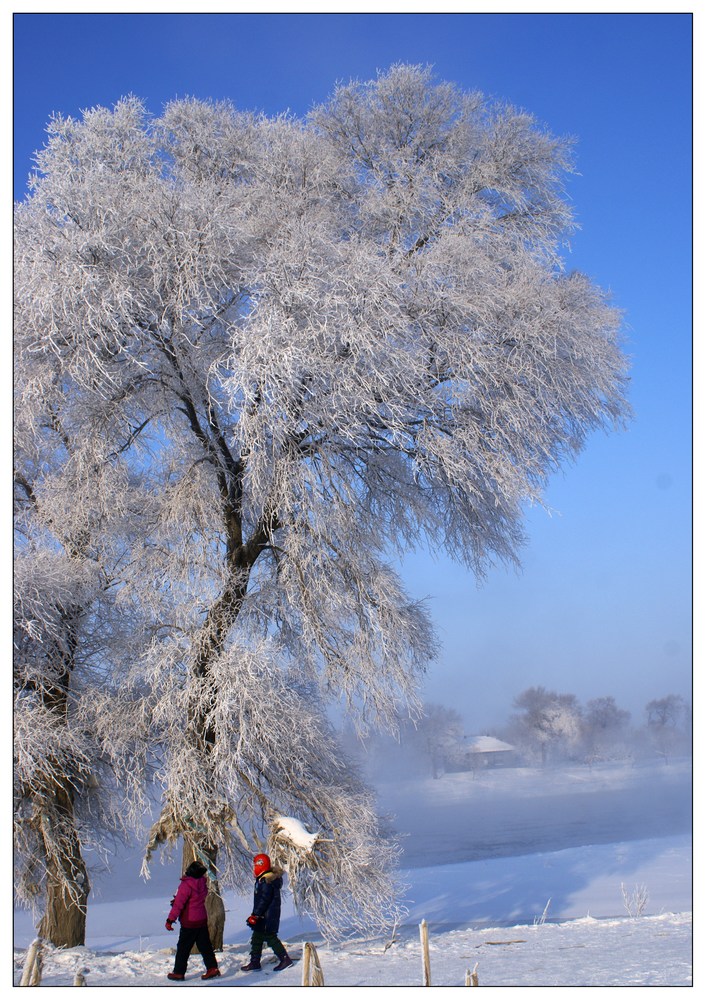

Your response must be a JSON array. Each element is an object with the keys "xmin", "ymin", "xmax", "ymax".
[
  {"xmin": 503, "ymin": 688, "xmax": 691, "ymax": 768},
  {"xmin": 346, "ymin": 689, "xmax": 692, "ymax": 779}
]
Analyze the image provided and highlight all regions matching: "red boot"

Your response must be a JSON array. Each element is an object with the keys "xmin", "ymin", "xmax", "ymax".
[
  {"xmin": 167, "ymin": 972, "xmax": 185, "ymax": 981},
  {"xmin": 201, "ymin": 967, "xmax": 221, "ymax": 980}
]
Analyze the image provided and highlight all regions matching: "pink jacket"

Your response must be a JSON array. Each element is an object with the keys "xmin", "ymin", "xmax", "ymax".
[{"xmin": 168, "ymin": 875, "xmax": 209, "ymax": 928}]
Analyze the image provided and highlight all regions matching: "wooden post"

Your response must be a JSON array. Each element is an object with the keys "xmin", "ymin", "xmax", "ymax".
[
  {"xmin": 465, "ymin": 964, "xmax": 480, "ymax": 986},
  {"xmin": 74, "ymin": 971, "xmax": 87, "ymax": 985},
  {"xmin": 419, "ymin": 919, "xmax": 431, "ymax": 986},
  {"xmin": 301, "ymin": 942, "xmax": 325, "ymax": 986},
  {"xmin": 19, "ymin": 938, "xmax": 43, "ymax": 986},
  {"xmin": 302, "ymin": 942, "xmax": 311, "ymax": 986}
]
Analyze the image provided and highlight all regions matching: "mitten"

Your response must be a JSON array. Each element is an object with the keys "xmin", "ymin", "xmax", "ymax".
[
  {"xmin": 165, "ymin": 919, "xmax": 174, "ymax": 931},
  {"xmin": 246, "ymin": 914, "xmax": 262, "ymax": 929}
]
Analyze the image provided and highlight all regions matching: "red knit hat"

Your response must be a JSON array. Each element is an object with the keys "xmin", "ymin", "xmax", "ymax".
[{"xmin": 253, "ymin": 853, "xmax": 271, "ymax": 876}]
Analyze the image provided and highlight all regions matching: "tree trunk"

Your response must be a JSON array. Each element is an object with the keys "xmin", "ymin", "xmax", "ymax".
[
  {"xmin": 38, "ymin": 874, "xmax": 88, "ymax": 949},
  {"xmin": 180, "ymin": 532, "xmax": 267, "ymax": 950},
  {"xmin": 34, "ymin": 612, "xmax": 90, "ymax": 948},
  {"xmin": 37, "ymin": 795, "xmax": 90, "ymax": 948},
  {"xmin": 36, "ymin": 663, "xmax": 90, "ymax": 949},
  {"xmin": 181, "ymin": 840, "xmax": 225, "ymax": 952},
  {"xmin": 173, "ymin": 477, "xmax": 272, "ymax": 950},
  {"xmin": 205, "ymin": 891, "xmax": 226, "ymax": 952}
]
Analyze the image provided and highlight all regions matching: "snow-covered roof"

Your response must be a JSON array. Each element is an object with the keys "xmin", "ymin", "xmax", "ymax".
[{"xmin": 466, "ymin": 736, "xmax": 515, "ymax": 753}]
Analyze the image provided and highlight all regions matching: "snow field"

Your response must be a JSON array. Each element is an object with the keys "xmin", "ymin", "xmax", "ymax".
[
  {"xmin": 13, "ymin": 761, "xmax": 692, "ymax": 987},
  {"xmin": 13, "ymin": 834, "xmax": 692, "ymax": 988},
  {"xmin": 12, "ymin": 911, "xmax": 692, "ymax": 988}
]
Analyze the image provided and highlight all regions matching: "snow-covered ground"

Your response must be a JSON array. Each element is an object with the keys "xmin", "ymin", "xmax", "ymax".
[{"xmin": 13, "ymin": 759, "xmax": 692, "ymax": 988}]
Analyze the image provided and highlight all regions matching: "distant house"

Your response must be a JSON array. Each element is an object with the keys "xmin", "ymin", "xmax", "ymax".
[{"xmin": 445, "ymin": 735, "xmax": 516, "ymax": 772}]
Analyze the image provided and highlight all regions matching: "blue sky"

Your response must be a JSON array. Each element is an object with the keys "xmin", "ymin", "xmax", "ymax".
[{"xmin": 12, "ymin": 12, "xmax": 692, "ymax": 729}]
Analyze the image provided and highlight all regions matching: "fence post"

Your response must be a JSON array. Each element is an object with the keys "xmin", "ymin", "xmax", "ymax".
[
  {"xmin": 19, "ymin": 938, "xmax": 43, "ymax": 987},
  {"xmin": 419, "ymin": 919, "xmax": 431, "ymax": 986},
  {"xmin": 301, "ymin": 942, "xmax": 325, "ymax": 986}
]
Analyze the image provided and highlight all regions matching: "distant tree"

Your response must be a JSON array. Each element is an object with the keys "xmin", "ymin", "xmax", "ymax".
[
  {"xmin": 510, "ymin": 686, "xmax": 583, "ymax": 765},
  {"xmin": 14, "ymin": 64, "xmax": 629, "ymax": 940},
  {"xmin": 645, "ymin": 695, "xmax": 690, "ymax": 761},
  {"xmin": 646, "ymin": 694, "xmax": 687, "ymax": 728},
  {"xmin": 582, "ymin": 696, "xmax": 631, "ymax": 763},
  {"xmin": 403, "ymin": 703, "xmax": 465, "ymax": 778}
]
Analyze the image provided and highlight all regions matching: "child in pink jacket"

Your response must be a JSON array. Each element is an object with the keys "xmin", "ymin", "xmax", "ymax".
[{"xmin": 165, "ymin": 861, "xmax": 220, "ymax": 981}]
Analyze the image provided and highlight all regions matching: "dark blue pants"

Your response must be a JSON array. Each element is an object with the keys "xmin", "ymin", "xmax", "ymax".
[
  {"xmin": 250, "ymin": 927, "xmax": 286, "ymax": 961},
  {"xmin": 174, "ymin": 924, "xmax": 216, "ymax": 975}
]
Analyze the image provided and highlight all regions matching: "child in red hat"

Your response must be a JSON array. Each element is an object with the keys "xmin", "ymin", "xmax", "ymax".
[{"xmin": 240, "ymin": 854, "xmax": 293, "ymax": 972}]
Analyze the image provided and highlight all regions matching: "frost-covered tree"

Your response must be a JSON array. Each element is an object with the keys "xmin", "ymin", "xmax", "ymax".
[
  {"xmin": 14, "ymin": 64, "xmax": 629, "ymax": 939},
  {"xmin": 13, "ymin": 336, "xmax": 153, "ymax": 946},
  {"xmin": 13, "ymin": 483, "xmax": 150, "ymax": 946},
  {"xmin": 646, "ymin": 694, "xmax": 688, "ymax": 729},
  {"xmin": 401, "ymin": 702, "xmax": 465, "ymax": 778},
  {"xmin": 509, "ymin": 686, "xmax": 584, "ymax": 765},
  {"xmin": 14, "ymin": 539, "xmax": 96, "ymax": 947},
  {"xmin": 645, "ymin": 695, "xmax": 691, "ymax": 761},
  {"xmin": 582, "ymin": 695, "xmax": 631, "ymax": 763},
  {"xmin": 13, "ymin": 542, "xmax": 151, "ymax": 947}
]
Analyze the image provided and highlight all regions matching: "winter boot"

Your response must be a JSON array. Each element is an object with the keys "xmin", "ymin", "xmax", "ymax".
[
  {"xmin": 167, "ymin": 972, "xmax": 185, "ymax": 981},
  {"xmin": 273, "ymin": 954, "xmax": 294, "ymax": 972},
  {"xmin": 201, "ymin": 967, "xmax": 221, "ymax": 980},
  {"xmin": 240, "ymin": 959, "xmax": 262, "ymax": 971}
]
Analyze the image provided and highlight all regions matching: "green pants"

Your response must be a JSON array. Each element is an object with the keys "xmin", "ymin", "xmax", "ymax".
[{"xmin": 250, "ymin": 927, "xmax": 286, "ymax": 960}]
